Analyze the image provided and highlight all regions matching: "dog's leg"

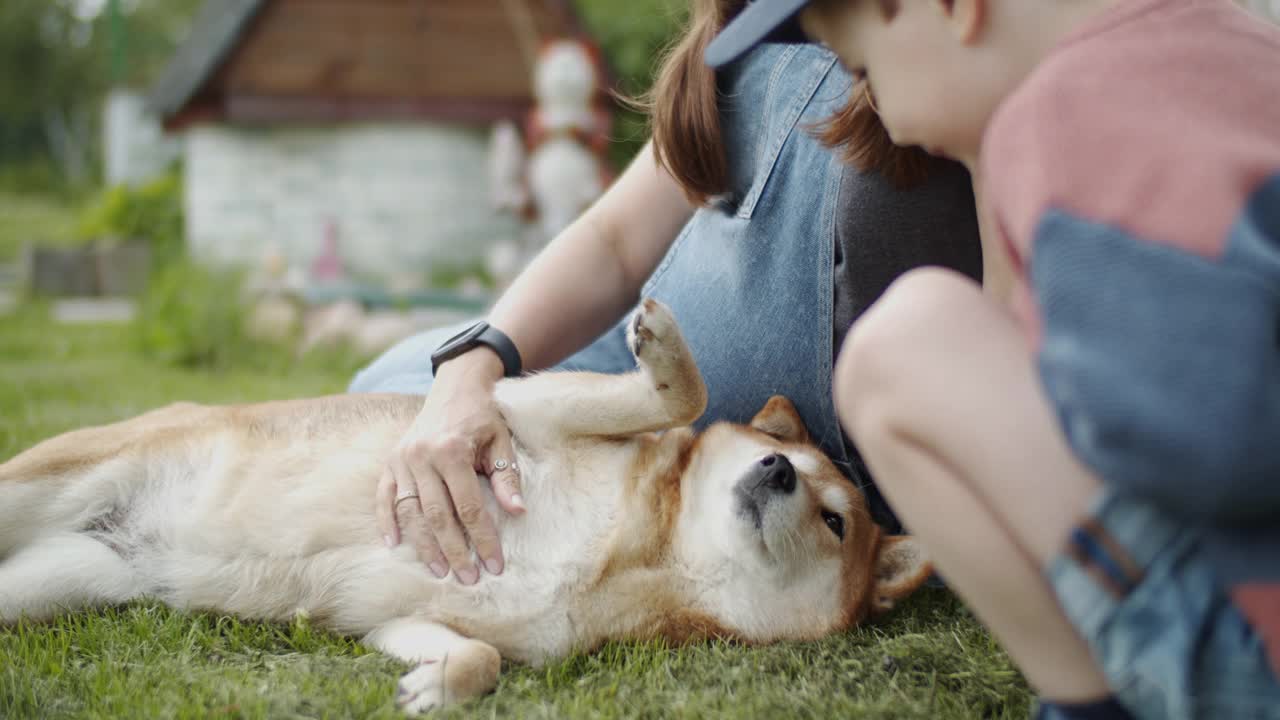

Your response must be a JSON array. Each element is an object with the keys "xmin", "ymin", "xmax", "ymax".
[
  {"xmin": 0, "ymin": 455, "xmax": 138, "ymax": 561},
  {"xmin": 0, "ymin": 533, "xmax": 140, "ymax": 623},
  {"xmin": 0, "ymin": 403, "xmax": 212, "ymax": 622},
  {"xmin": 497, "ymin": 299, "xmax": 708, "ymax": 442},
  {"xmin": 363, "ymin": 617, "xmax": 501, "ymax": 714}
]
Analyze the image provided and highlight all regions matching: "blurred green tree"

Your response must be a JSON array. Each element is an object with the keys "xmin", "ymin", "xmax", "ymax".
[
  {"xmin": 573, "ymin": 0, "xmax": 686, "ymax": 167},
  {"xmin": 0, "ymin": 0, "xmax": 201, "ymax": 191},
  {"xmin": 0, "ymin": 0, "xmax": 104, "ymax": 188},
  {"xmin": 106, "ymin": 0, "xmax": 205, "ymax": 88}
]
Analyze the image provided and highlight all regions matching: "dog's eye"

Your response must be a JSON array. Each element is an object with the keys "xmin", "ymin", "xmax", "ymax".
[{"xmin": 821, "ymin": 510, "xmax": 845, "ymax": 541}]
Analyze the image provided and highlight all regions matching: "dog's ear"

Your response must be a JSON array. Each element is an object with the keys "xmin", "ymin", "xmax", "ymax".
[
  {"xmin": 870, "ymin": 536, "xmax": 932, "ymax": 614},
  {"xmin": 750, "ymin": 396, "xmax": 811, "ymax": 444}
]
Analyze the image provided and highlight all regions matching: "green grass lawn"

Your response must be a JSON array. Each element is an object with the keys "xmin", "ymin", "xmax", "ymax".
[
  {"xmin": 0, "ymin": 192, "xmax": 83, "ymax": 263},
  {"xmin": 0, "ymin": 306, "xmax": 1033, "ymax": 719}
]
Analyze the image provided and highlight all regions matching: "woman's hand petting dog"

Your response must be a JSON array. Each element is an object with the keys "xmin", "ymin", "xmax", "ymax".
[{"xmin": 377, "ymin": 347, "xmax": 526, "ymax": 585}]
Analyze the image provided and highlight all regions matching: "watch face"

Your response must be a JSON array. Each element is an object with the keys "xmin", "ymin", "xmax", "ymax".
[
  {"xmin": 433, "ymin": 322, "xmax": 489, "ymax": 368},
  {"xmin": 452, "ymin": 322, "xmax": 487, "ymax": 347}
]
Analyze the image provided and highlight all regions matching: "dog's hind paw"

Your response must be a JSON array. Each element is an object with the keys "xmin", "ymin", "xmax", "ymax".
[{"xmin": 396, "ymin": 660, "xmax": 445, "ymax": 715}]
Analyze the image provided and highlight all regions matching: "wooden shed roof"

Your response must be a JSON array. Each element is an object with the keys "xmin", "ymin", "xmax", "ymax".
[{"xmin": 151, "ymin": 0, "xmax": 597, "ymax": 130}]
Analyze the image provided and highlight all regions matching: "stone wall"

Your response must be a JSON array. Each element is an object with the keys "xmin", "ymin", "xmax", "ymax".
[{"xmin": 184, "ymin": 123, "xmax": 520, "ymax": 278}]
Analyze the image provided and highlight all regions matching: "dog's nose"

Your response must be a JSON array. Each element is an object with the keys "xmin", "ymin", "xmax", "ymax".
[{"xmin": 758, "ymin": 454, "xmax": 796, "ymax": 494}]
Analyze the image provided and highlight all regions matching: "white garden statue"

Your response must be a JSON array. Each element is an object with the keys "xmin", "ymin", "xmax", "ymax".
[{"xmin": 487, "ymin": 39, "xmax": 612, "ymax": 288}]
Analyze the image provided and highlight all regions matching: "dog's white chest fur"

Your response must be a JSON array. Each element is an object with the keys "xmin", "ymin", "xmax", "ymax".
[{"xmin": 412, "ymin": 446, "xmax": 632, "ymax": 661}]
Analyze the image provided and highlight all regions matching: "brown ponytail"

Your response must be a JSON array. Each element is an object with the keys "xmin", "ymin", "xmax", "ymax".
[
  {"xmin": 643, "ymin": 0, "xmax": 738, "ymax": 204},
  {"xmin": 643, "ymin": 0, "xmax": 930, "ymax": 204}
]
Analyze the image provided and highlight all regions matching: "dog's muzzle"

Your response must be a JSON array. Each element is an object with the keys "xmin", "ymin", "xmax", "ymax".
[{"xmin": 734, "ymin": 453, "xmax": 796, "ymax": 527}]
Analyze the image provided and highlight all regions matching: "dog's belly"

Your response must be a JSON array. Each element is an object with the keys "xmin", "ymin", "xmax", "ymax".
[
  {"xmin": 425, "ymin": 449, "xmax": 630, "ymax": 662},
  {"xmin": 65, "ymin": 414, "xmax": 419, "ymax": 630},
  {"xmin": 104, "ymin": 426, "xmax": 632, "ymax": 652},
  {"xmin": 359, "ymin": 447, "xmax": 633, "ymax": 660}
]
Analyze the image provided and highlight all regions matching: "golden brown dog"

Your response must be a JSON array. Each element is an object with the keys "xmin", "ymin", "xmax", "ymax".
[{"xmin": 0, "ymin": 300, "xmax": 930, "ymax": 713}]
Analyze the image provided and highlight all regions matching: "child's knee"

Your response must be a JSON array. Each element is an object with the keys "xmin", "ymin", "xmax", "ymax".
[
  {"xmin": 835, "ymin": 268, "xmax": 980, "ymax": 416},
  {"xmin": 876, "ymin": 267, "xmax": 985, "ymax": 330}
]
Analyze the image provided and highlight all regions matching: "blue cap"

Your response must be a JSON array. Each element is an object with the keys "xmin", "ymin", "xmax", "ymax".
[{"xmin": 704, "ymin": 0, "xmax": 813, "ymax": 68}]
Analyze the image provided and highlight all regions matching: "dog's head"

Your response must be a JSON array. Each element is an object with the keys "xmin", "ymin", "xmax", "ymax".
[{"xmin": 673, "ymin": 396, "xmax": 931, "ymax": 642}]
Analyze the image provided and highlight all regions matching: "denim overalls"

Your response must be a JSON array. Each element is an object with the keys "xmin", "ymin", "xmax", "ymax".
[{"xmin": 351, "ymin": 44, "xmax": 857, "ymax": 467}]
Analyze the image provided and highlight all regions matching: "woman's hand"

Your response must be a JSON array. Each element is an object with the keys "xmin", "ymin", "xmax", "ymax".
[{"xmin": 376, "ymin": 348, "xmax": 525, "ymax": 585}]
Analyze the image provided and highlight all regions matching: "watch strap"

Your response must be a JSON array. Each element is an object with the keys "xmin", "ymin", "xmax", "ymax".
[{"xmin": 474, "ymin": 324, "xmax": 522, "ymax": 378}]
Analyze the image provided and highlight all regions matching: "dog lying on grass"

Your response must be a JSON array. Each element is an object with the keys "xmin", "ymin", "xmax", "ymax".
[{"xmin": 0, "ymin": 300, "xmax": 931, "ymax": 713}]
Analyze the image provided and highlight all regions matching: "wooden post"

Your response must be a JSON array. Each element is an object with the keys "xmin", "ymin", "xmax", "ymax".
[{"xmin": 109, "ymin": 0, "xmax": 127, "ymax": 84}]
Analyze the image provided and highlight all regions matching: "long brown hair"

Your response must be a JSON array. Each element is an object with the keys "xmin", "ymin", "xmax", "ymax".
[{"xmin": 643, "ymin": 0, "xmax": 930, "ymax": 204}]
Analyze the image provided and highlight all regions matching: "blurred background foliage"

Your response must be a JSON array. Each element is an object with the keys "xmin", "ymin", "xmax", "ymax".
[
  {"xmin": 76, "ymin": 170, "xmax": 183, "ymax": 264},
  {"xmin": 0, "ymin": 0, "xmax": 690, "ymax": 370},
  {"xmin": 0, "ymin": 0, "xmax": 203, "ymax": 195},
  {"xmin": 575, "ymin": 0, "xmax": 687, "ymax": 166},
  {"xmin": 0, "ymin": 0, "xmax": 686, "ymax": 196}
]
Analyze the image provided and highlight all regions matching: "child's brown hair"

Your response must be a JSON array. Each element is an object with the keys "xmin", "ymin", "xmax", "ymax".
[{"xmin": 641, "ymin": 0, "xmax": 930, "ymax": 205}]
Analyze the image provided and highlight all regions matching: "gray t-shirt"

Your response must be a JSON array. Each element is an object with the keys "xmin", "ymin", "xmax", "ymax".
[
  {"xmin": 833, "ymin": 157, "xmax": 982, "ymax": 530},
  {"xmin": 833, "ymin": 157, "xmax": 982, "ymax": 354}
]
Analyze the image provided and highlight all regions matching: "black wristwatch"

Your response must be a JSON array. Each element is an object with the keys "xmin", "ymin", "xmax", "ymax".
[{"xmin": 430, "ymin": 321, "xmax": 523, "ymax": 378}]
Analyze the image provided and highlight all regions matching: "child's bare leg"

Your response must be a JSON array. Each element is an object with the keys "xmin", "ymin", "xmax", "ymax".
[{"xmin": 835, "ymin": 268, "xmax": 1110, "ymax": 703}]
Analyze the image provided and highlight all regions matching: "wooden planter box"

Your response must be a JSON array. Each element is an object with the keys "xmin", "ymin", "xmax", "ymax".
[
  {"xmin": 30, "ymin": 247, "xmax": 97, "ymax": 296},
  {"xmin": 94, "ymin": 242, "xmax": 151, "ymax": 296},
  {"xmin": 29, "ymin": 241, "xmax": 152, "ymax": 297}
]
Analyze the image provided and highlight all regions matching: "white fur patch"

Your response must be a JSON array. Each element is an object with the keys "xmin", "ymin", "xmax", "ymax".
[
  {"xmin": 790, "ymin": 452, "xmax": 822, "ymax": 477},
  {"xmin": 819, "ymin": 485, "xmax": 852, "ymax": 516}
]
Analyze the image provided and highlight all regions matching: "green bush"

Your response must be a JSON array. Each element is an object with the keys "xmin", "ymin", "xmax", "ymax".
[
  {"xmin": 132, "ymin": 260, "xmax": 370, "ymax": 375},
  {"xmin": 78, "ymin": 171, "xmax": 185, "ymax": 265},
  {"xmin": 132, "ymin": 260, "xmax": 254, "ymax": 369}
]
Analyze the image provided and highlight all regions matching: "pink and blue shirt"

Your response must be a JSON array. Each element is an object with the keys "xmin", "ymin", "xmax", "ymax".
[{"xmin": 981, "ymin": 0, "xmax": 1280, "ymax": 674}]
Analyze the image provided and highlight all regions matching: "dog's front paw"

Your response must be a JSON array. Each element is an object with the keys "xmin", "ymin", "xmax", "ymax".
[
  {"xmin": 397, "ymin": 661, "xmax": 445, "ymax": 715},
  {"xmin": 626, "ymin": 298, "xmax": 681, "ymax": 365},
  {"xmin": 626, "ymin": 299, "xmax": 706, "ymax": 423}
]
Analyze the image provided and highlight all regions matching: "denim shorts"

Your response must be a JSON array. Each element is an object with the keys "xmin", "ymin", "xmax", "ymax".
[{"xmin": 1047, "ymin": 489, "xmax": 1280, "ymax": 720}]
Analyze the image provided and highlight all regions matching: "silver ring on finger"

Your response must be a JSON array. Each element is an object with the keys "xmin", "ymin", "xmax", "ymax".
[
  {"xmin": 493, "ymin": 458, "xmax": 518, "ymax": 473},
  {"xmin": 394, "ymin": 489, "xmax": 420, "ymax": 507}
]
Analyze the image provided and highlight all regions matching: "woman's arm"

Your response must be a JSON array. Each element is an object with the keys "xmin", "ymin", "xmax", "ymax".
[
  {"xmin": 379, "ymin": 141, "xmax": 696, "ymax": 583},
  {"xmin": 487, "ymin": 141, "xmax": 697, "ymax": 369}
]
